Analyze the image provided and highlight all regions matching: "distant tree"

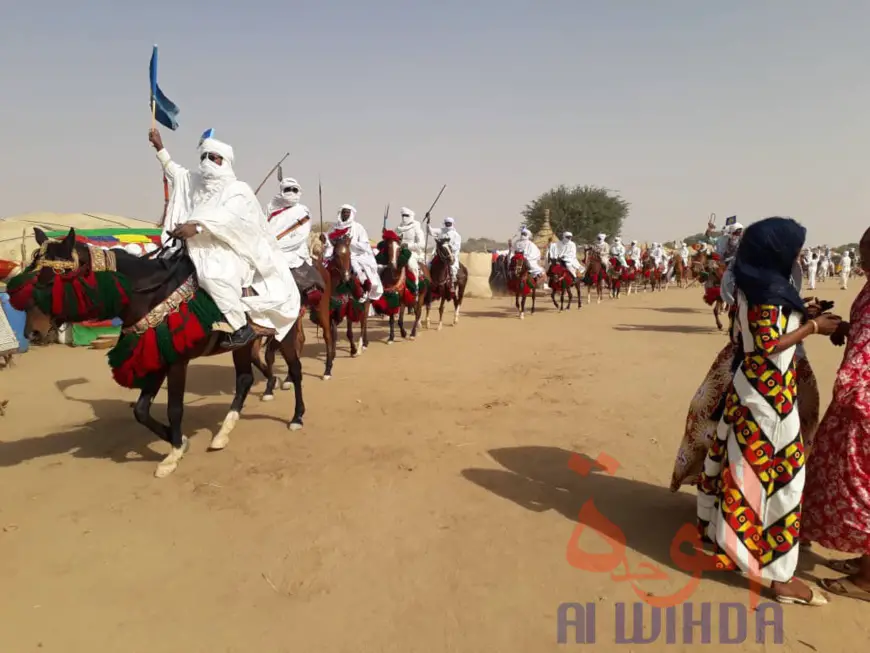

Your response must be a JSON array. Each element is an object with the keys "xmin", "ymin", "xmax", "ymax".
[
  {"xmin": 684, "ymin": 231, "xmax": 719, "ymax": 246},
  {"xmin": 522, "ymin": 185, "xmax": 629, "ymax": 244}
]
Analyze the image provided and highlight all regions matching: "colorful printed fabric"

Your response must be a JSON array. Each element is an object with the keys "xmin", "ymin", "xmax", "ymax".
[
  {"xmin": 696, "ymin": 295, "xmax": 805, "ymax": 582},
  {"xmin": 802, "ymin": 281, "xmax": 870, "ymax": 554}
]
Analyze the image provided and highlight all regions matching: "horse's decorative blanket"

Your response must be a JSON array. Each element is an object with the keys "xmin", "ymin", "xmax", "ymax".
[
  {"xmin": 373, "ymin": 233, "xmax": 417, "ymax": 316},
  {"xmin": 507, "ymin": 253, "xmax": 536, "ymax": 296}
]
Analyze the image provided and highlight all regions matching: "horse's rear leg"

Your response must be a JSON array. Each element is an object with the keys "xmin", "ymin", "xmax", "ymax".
[
  {"xmin": 155, "ymin": 362, "xmax": 191, "ymax": 478},
  {"xmin": 530, "ymin": 288, "xmax": 537, "ymax": 315},
  {"xmin": 348, "ymin": 320, "xmax": 358, "ymax": 357},
  {"xmin": 282, "ymin": 319, "xmax": 306, "ymax": 389},
  {"xmin": 360, "ymin": 305, "xmax": 369, "ymax": 352},
  {"xmin": 388, "ymin": 314, "xmax": 396, "ymax": 345},
  {"xmin": 277, "ymin": 325, "xmax": 305, "ymax": 430},
  {"xmin": 714, "ymin": 301, "xmax": 723, "ymax": 331},
  {"xmin": 210, "ymin": 348, "xmax": 255, "ymax": 451},
  {"xmin": 318, "ymin": 299, "xmax": 335, "ymax": 380},
  {"xmin": 398, "ymin": 307, "xmax": 407, "ymax": 340},
  {"xmin": 551, "ymin": 287, "xmax": 559, "ymax": 309}
]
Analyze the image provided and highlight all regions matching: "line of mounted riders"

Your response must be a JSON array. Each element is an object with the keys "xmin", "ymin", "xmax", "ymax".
[{"xmin": 489, "ymin": 243, "xmax": 726, "ymax": 317}]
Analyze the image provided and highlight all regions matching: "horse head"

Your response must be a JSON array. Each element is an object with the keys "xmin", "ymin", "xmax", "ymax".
[
  {"xmin": 7, "ymin": 228, "xmax": 93, "ymax": 340},
  {"xmin": 327, "ymin": 234, "xmax": 353, "ymax": 283},
  {"xmin": 510, "ymin": 251, "xmax": 528, "ymax": 279},
  {"xmin": 380, "ymin": 230, "xmax": 402, "ymax": 275}
]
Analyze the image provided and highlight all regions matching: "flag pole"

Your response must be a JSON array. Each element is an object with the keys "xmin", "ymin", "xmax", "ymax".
[
  {"xmin": 318, "ymin": 177, "xmax": 324, "ymax": 233},
  {"xmin": 253, "ymin": 152, "xmax": 290, "ymax": 196},
  {"xmin": 422, "ymin": 184, "xmax": 447, "ymax": 262}
]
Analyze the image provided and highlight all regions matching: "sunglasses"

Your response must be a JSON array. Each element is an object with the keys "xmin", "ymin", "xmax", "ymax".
[
  {"xmin": 200, "ymin": 152, "xmax": 223, "ymax": 163},
  {"xmin": 283, "ymin": 187, "xmax": 300, "ymax": 194}
]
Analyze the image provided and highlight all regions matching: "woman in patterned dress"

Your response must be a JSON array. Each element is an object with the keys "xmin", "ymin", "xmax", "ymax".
[
  {"xmin": 697, "ymin": 217, "xmax": 841, "ymax": 605},
  {"xmin": 802, "ymin": 228, "xmax": 870, "ymax": 601}
]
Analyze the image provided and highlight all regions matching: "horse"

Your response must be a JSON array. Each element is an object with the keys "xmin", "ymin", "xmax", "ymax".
[
  {"xmin": 424, "ymin": 237, "xmax": 468, "ymax": 330},
  {"xmin": 623, "ymin": 258, "xmax": 639, "ymax": 295},
  {"xmin": 582, "ymin": 248, "xmax": 608, "ymax": 304},
  {"xmin": 506, "ymin": 251, "xmax": 538, "ymax": 319},
  {"xmin": 641, "ymin": 255, "xmax": 663, "ymax": 292},
  {"xmin": 325, "ymin": 234, "xmax": 370, "ymax": 356},
  {"xmin": 547, "ymin": 260, "xmax": 582, "ymax": 311},
  {"xmin": 608, "ymin": 257, "xmax": 629, "ymax": 299},
  {"xmin": 252, "ymin": 257, "xmax": 335, "ymax": 397},
  {"xmin": 488, "ymin": 253, "xmax": 510, "ymax": 296},
  {"xmin": 673, "ymin": 255, "xmax": 691, "ymax": 288},
  {"xmin": 701, "ymin": 256, "xmax": 727, "ymax": 330},
  {"xmin": 372, "ymin": 230, "xmax": 423, "ymax": 343},
  {"xmin": 7, "ymin": 228, "xmax": 305, "ymax": 478}
]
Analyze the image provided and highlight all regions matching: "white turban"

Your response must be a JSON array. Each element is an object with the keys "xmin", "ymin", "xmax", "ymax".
[
  {"xmin": 275, "ymin": 177, "xmax": 301, "ymax": 208},
  {"xmin": 614, "ymin": 237, "xmax": 622, "ymax": 244},
  {"xmin": 400, "ymin": 207, "xmax": 415, "ymax": 224},
  {"xmin": 521, "ymin": 227, "xmax": 531, "ymax": 238},
  {"xmin": 731, "ymin": 222, "xmax": 744, "ymax": 232},
  {"xmin": 631, "ymin": 240, "xmax": 637, "ymax": 245},
  {"xmin": 198, "ymin": 137, "xmax": 235, "ymax": 182},
  {"xmin": 444, "ymin": 217, "xmax": 455, "ymax": 227},
  {"xmin": 337, "ymin": 204, "xmax": 356, "ymax": 224},
  {"xmin": 597, "ymin": 233, "xmax": 606, "ymax": 241},
  {"xmin": 563, "ymin": 231, "xmax": 572, "ymax": 239}
]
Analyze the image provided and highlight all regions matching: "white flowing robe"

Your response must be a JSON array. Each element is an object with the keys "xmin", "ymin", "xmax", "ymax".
[
  {"xmin": 610, "ymin": 243, "xmax": 627, "ymax": 267},
  {"xmin": 841, "ymin": 254, "xmax": 852, "ymax": 288},
  {"xmin": 397, "ymin": 219, "xmax": 426, "ymax": 274},
  {"xmin": 156, "ymin": 149, "xmax": 299, "ymax": 339},
  {"xmin": 513, "ymin": 238, "xmax": 544, "ymax": 276},
  {"xmin": 266, "ymin": 202, "xmax": 312, "ymax": 269},
  {"xmin": 427, "ymin": 225, "xmax": 462, "ymax": 276},
  {"xmin": 323, "ymin": 220, "xmax": 383, "ymax": 300},
  {"xmin": 628, "ymin": 245, "xmax": 642, "ymax": 269},
  {"xmin": 554, "ymin": 240, "xmax": 582, "ymax": 276}
]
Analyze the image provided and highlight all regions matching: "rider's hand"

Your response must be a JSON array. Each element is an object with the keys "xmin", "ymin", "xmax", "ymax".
[
  {"xmin": 149, "ymin": 128, "xmax": 164, "ymax": 152},
  {"xmin": 170, "ymin": 223, "xmax": 199, "ymax": 240}
]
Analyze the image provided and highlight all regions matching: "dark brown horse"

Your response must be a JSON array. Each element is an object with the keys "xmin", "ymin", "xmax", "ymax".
[
  {"xmin": 673, "ymin": 255, "xmax": 690, "ymax": 288},
  {"xmin": 425, "ymin": 237, "xmax": 468, "ymax": 330},
  {"xmin": 548, "ymin": 260, "xmax": 582, "ymax": 311},
  {"xmin": 641, "ymin": 255, "xmax": 664, "ymax": 292},
  {"xmin": 583, "ymin": 248, "xmax": 608, "ymax": 304},
  {"xmin": 374, "ymin": 232, "xmax": 420, "ymax": 344},
  {"xmin": 8, "ymin": 228, "xmax": 305, "ymax": 477},
  {"xmin": 253, "ymin": 259, "xmax": 334, "ymax": 397},
  {"xmin": 506, "ymin": 252, "xmax": 538, "ymax": 319},
  {"xmin": 398, "ymin": 263, "xmax": 430, "ymax": 341},
  {"xmin": 325, "ymin": 234, "xmax": 370, "ymax": 357}
]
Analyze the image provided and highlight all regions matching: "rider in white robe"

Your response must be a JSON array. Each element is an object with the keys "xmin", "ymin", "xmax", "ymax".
[
  {"xmin": 595, "ymin": 233, "xmax": 610, "ymax": 269},
  {"xmin": 151, "ymin": 129, "xmax": 299, "ymax": 348},
  {"xmin": 555, "ymin": 231, "xmax": 582, "ymax": 277},
  {"xmin": 266, "ymin": 177, "xmax": 312, "ymax": 269},
  {"xmin": 678, "ymin": 242, "xmax": 690, "ymax": 267},
  {"xmin": 650, "ymin": 243, "xmax": 665, "ymax": 270},
  {"xmin": 610, "ymin": 237, "xmax": 627, "ymax": 267},
  {"xmin": 427, "ymin": 217, "xmax": 462, "ymax": 288},
  {"xmin": 323, "ymin": 205, "xmax": 383, "ymax": 301},
  {"xmin": 396, "ymin": 207, "xmax": 425, "ymax": 277},
  {"xmin": 513, "ymin": 228, "xmax": 545, "ymax": 278},
  {"xmin": 628, "ymin": 240, "xmax": 642, "ymax": 270}
]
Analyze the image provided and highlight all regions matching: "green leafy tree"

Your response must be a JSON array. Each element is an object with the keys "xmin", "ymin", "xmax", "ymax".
[{"xmin": 522, "ymin": 185, "xmax": 629, "ymax": 244}]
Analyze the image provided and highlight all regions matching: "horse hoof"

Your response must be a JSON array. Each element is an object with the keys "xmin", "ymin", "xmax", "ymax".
[
  {"xmin": 387, "ymin": 340, "xmax": 393, "ymax": 345},
  {"xmin": 519, "ymin": 313, "xmax": 524, "ymax": 320},
  {"xmin": 210, "ymin": 411, "xmax": 239, "ymax": 451},
  {"xmin": 409, "ymin": 335, "xmax": 416, "ymax": 341},
  {"xmin": 437, "ymin": 324, "xmax": 443, "ymax": 332},
  {"xmin": 322, "ymin": 374, "xmax": 332, "ymax": 381},
  {"xmin": 261, "ymin": 394, "xmax": 274, "ymax": 402},
  {"xmin": 155, "ymin": 436, "xmax": 189, "ymax": 478},
  {"xmin": 288, "ymin": 420, "xmax": 303, "ymax": 431},
  {"xmin": 281, "ymin": 380, "xmax": 293, "ymax": 391}
]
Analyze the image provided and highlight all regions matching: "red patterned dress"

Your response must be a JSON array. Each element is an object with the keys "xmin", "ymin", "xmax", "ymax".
[
  {"xmin": 802, "ymin": 281, "xmax": 870, "ymax": 553},
  {"xmin": 697, "ymin": 292, "xmax": 804, "ymax": 581}
]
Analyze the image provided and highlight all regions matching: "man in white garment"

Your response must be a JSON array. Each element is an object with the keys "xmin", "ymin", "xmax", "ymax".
[
  {"xmin": 508, "ymin": 223, "xmax": 527, "ymax": 254},
  {"xmin": 546, "ymin": 236, "xmax": 560, "ymax": 265},
  {"xmin": 649, "ymin": 242, "xmax": 664, "ymax": 270},
  {"xmin": 513, "ymin": 228, "xmax": 545, "ymax": 280},
  {"xmin": 840, "ymin": 250, "xmax": 853, "ymax": 290},
  {"xmin": 594, "ymin": 233, "xmax": 610, "ymax": 270},
  {"xmin": 265, "ymin": 177, "xmax": 324, "ymax": 300},
  {"xmin": 678, "ymin": 241, "xmax": 690, "ymax": 267},
  {"xmin": 427, "ymin": 216, "xmax": 462, "ymax": 290},
  {"xmin": 554, "ymin": 231, "xmax": 582, "ymax": 278},
  {"xmin": 322, "ymin": 205, "xmax": 383, "ymax": 301},
  {"xmin": 807, "ymin": 252, "xmax": 819, "ymax": 290},
  {"xmin": 610, "ymin": 237, "xmax": 627, "ymax": 268},
  {"xmin": 396, "ymin": 207, "xmax": 426, "ymax": 283},
  {"xmin": 628, "ymin": 240, "xmax": 642, "ymax": 270},
  {"xmin": 149, "ymin": 128, "xmax": 300, "ymax": 348}
]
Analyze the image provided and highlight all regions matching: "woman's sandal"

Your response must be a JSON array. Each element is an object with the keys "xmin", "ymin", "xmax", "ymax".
[
  {"xmin": 775, "ymin": 586, "xmax": 828, "ymax": 606},
  {"xmin": 819, "ymin": 578, "xmax": 870, "ymax": 603}
]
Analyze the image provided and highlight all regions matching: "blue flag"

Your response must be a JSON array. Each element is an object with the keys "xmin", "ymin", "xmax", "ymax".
[
  {"xmin": 149, "ymin": 45, "xmax": 179, "ymax": 130},
  {"xmin": 725, "ymin": 215, "xmax": 737, "ymax": 226}
]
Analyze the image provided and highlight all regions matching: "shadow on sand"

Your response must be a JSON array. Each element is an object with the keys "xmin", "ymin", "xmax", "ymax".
[
  {"xmin": 462, "ymin": 446, "xmax": 747, "ymax": 592},
  {"xmin": 0, "ymin": 377, "xmax": 289, "ymax": 469},
  {"xmin": 613, "ymin": 324, "xmax": 719, "ymax": 335}
]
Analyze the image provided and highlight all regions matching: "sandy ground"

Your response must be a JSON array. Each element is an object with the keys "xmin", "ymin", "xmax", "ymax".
[{"xmin": 0, "ymin": 279, "xmax": 866, "ymax": 652}]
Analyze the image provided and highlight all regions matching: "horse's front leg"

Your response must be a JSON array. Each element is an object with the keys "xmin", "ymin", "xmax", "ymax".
[
  {"xmin": 324, "ymin": 319, "xmax": 338, "ymax": 379},
  {"xmin": 261, "ymin": 338, "xmax": 279, "ymax": 401},
  {"xmin": 714, "ymin": 301, "xmax": 723, "ymax": 331},
  {"xmin": 398, "ymin": 306, "xmax": 408, "ymax": 339},
  {"xmin": 155, "ymin": 362, "xmax": 191, "ymax": 478},
  {"xmin": 348, "ymin": 318, "xmax": 358, "ymax": 357},
  {"xmin": 531, "ymin": 288, "xmax": 536, "ymax": 315},
  {"xmin": 388, "ymin": 314, "xmax": 396, "ymax": 344},
  {"xmin": 438, "ymin": 297, "xmax": 446, "ymax": 331},
  {"xmin": 132, "ymin": 371, "xmax": 171, "ymax": 444},
  {"xmin": 360, "ymin": 302, "xmax": 369, "ymax": 352},
  {"xmin": 210, "ymin": 348, "xmax": 255, "ymax": 452}
]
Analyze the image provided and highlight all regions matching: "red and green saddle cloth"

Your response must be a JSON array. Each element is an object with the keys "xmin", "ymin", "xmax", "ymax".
[
  {"xmin": 6, "ymin": 265, "xmax": 224, "ymax": 390},
  {"xmin": 507, "ymin": 253, "xmax": 537, "ymax": 296},
  {"xmin": 370, "ymin": 230, "xmax": 421, "ymax": 316}
]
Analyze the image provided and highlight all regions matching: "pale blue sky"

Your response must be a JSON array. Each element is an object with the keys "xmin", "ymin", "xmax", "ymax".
[{"xmin": 0, "ymin": 1, "xmax": 866, "ymax": 243}]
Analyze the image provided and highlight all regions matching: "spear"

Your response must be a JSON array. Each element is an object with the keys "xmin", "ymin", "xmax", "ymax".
[
  {"xmin": 318, "ymin": 176, "xmax": 324, "ymax": 233},
  {"xmin": 382, "ymin": 203, "xmax": 390, "ymax": 233},
  {"xmin": 253, "ymin": 152, "xmax": 290, "ymax": 196},
  {"xmin": 422, "ymin": 184, "xmax": 447, "ymax": 260}
]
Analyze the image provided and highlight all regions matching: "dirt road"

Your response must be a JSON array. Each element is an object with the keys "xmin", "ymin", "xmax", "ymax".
[{"xmin": 1, "ymin": 281, "xmax": 865, "ymax": 652}]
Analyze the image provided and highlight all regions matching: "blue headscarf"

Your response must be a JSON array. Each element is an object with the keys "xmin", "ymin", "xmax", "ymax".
[{"xmin": 732, "ymin": 217, "xmax": 807, "ymax": 316}]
